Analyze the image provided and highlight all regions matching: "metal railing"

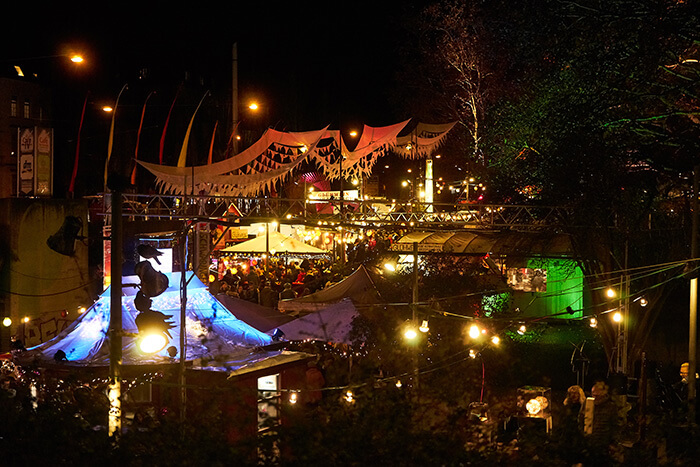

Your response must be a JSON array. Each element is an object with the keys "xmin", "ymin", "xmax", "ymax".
[{"xmin": 87, "ymin": 193, "xmax": 570, "ymax": 230}]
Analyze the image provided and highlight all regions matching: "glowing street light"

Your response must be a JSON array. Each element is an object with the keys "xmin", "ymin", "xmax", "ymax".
[
  {"xmin": 404, "ymin": 327, "xmax": 418, "ymax": 340},
  {"xmin": 469, "ymin": 323, "xmax": 481, "ymax": 339}
]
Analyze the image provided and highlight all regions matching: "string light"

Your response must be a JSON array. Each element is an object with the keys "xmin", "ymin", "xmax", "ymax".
[
  {"xmin": 344, "ymin": 390, "xmax": 355, "ymax": 404},
  {"xmin": 612, "ymin": 311, "xmax": 623, "ymax": 323},
  {"xmin": 419, "ymin": 320, "xmax": 430, "ymax": 333}
]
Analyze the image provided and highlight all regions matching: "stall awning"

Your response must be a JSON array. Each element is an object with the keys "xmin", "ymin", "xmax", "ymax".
[{"xmin": 391, "ymin": 231, "xmax": 574, "ymax": 257}]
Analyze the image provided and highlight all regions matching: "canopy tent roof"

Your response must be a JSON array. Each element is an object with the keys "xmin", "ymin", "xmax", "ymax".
[
  {"xmin": 278, "ymin": 265, "xmax": 382, "ymax": 314},
  {"xmin": 391, "ymin": 231, "xmax": 575, "ymax": 257},
  {"xmin": 215, "ymin": 294, "xmax": 295, "ymax": 333},
  {"xmin": 15, "ymin": 272, "xmax": 273, "ymax": 367},
  {"xmin": 220, "ymin": 231, "xmax": 327, "ymax": 255},
  {"xmin": 137, "ymin": 120, "xmax": 455, "ymax": 196},
  {"xmin": 272, "ymin": 299, "xmax": 358, "ymax": 345}
]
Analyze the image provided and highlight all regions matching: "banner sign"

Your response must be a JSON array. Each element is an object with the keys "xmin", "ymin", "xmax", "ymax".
[{"xmin": 17, "ymin": 127, "xmax": 53, "ymax": 196}]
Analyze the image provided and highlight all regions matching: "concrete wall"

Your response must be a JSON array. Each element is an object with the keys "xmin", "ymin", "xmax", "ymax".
[{"xmin": 0, "ymin": 198, "xmax": 92, "ymax": 351}]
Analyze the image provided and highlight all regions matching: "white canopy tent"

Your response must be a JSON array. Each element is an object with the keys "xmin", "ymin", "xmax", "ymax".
[{"xmin": 220, "ymin": 231, "xmax": 327, "ymax": 256}]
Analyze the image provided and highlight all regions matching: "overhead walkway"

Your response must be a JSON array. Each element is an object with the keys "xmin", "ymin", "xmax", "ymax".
[{"xmin": 89, "ymin": 193, "xmax": 570, "ymax": 230}]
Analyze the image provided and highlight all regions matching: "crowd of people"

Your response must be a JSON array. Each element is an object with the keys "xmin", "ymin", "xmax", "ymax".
[
  {"xmin": 209, "ymin": 256, "xmax": 343, "ymax": 307},
  {"xmin": 208, "ymin": 229, "xmax": 399, "ymax": 308}
]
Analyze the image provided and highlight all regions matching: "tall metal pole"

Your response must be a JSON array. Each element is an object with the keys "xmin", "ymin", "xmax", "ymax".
[
  {"xmin": 179, "ymin": 228, "xmax": 188, "ymax": 426},
  {"xmin": 232, "ymin": 43, "xmax": 239, "ymax": 155},
  {"xmin": 689, "ymin": 164, "xmax": 699, "ymax": 422},
  {"xmin": 108, "ymin": 189, "xmax": 123, "ymax": 437},
  {"xmin": 412, "ymin": 242, "xmax": 419, "ymax": 393}
]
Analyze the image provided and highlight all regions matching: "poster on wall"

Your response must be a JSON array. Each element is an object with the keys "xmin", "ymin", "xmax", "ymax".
[
  {"xmin": 36, "ymin": 128, "xmax": 53, "ymax": 195},
  {"xmin": 18, "ymin": 128, "xmax": 34, "ymax": 196},
  {"xmin": 507, "ymin": 268, "xmax": 548, "ymax": 292},
  {"xmin": 16, "ymin": 127, "xmax": 53, "ymax": 197}
]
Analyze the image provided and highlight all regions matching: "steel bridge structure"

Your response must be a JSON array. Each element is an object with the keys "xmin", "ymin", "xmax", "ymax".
[{"xmin": 90, "ymin": 193, "xmax": 570, "ymax": 231}]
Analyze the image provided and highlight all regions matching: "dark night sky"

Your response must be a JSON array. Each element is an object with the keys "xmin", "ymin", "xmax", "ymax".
[
  {"xmin": 3, "ymin": 2, "xmax": 433, "ymax": 195},
  {"xmin": 5, "ymin": 2, "xmax": 428, "ymax": 128}
]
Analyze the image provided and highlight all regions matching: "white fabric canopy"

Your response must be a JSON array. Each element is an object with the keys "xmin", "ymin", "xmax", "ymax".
[
  {"xmin": 221, "ymin": 231, "xmax": 327, "ymax": 255},
  {"xmin": 137, "ymin": 120, "xmax": 455, "ymax": 196}
]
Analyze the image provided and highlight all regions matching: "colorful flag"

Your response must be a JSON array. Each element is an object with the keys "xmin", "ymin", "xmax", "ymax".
[{"xmin": 177, "ymin": 91, "xmax": 210, "ymax": 168}]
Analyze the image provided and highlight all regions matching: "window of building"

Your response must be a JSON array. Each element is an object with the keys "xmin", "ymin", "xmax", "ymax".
[
  {"xmin": 257, "ymin": 373, "xmax": 281, "ymax": 432},
  {"xmin": 11, "ymin": 97, "xmax": 17, "ymax": 117},
  {"xmin": 23, "ymin": 99, "xmax": 30, "ymax": 119}
]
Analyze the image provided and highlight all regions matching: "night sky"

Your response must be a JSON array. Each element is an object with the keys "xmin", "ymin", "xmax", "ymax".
[
  {"xmin": 6, "ymin": 2, "xmax": 429, "ymax": 128},
  {"xmin": 4, "ymin": 2, "xmax": 433, "ymax": 195}
]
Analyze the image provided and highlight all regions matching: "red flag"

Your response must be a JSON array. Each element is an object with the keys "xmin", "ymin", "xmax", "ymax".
[
  {"xmin": 68, "ymin": 92, "xmax": 89, "ymax": 196},
  {"xmin": 208, "ymin": 121, "xmax": 219, "ymax": 165},
  {"xmin": 159, "ymin": 86, "xmax": 181, "ymax": 164},
  {"xmin": 132, "ymin": 91, "xmax": 155, "ymax": 185}
]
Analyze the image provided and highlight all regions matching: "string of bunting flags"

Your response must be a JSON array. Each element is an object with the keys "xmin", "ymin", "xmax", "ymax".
[{"xmin": 137, "ymin": 120, "xmax": 455, "ymax": 196}]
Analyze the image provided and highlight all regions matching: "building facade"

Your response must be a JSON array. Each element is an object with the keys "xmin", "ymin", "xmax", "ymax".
[{"xmin": 0, "ymin": 75, "xmax": 53, "ymax": 198}]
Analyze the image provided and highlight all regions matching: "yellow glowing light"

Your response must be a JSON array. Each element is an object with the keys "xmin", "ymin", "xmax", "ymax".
[
  {"xmin": 469, "ymin": 349, "xmax": 477, "ymax": 359},
  {"xmin": 526, "ymin": 396, "xmax": 549, "ymax": 416},
  {"xmin": 78, "ymin": 306, "xmax": 87, "ymax": 314},
  {"xmin": 518, "ymin": 325, "xmax": 527, "ymax": 335},
  {"xmin": 139, "ymin": 333, "xmax": 168, "ymax": 354},
  {"xmin": 23, "ymin": 316, "xmax": 30, "ymax": 323},
  {"xmin": 404, "ymin": 328, "xmax": 418, "ymax": 340},
  {"xmin": 491, "ymin": 335, "xmax": 500, "ymax": 345},
  {"xmin": 419, "ymin": 320, "xmax": 430, "ymax": 333},
  {"xmin": 384, "ymin": 263, "xmax": 396, "ymax": 272},
  {"xmin": 248, "ymin": 102, "xmax": 259, "ymax": 110},
  {"xmin": 606, "ymin": 288, "xmax": 616, "ymax": 299},
  {"xmin": 70, "ymin": 54, "xmax": 84, "ymax": 63},
  {"xmin": 300, "ymin": 145, "xmax": 308, "ymax": 153},
  {"xmin": 102, "ymin": 106, "xmax": 113, "ymax": 113},
  {"xmin": 289, "ymin": 392, "xmax": 298, "ymax": 404},
  {"xmin": 612, "ymin": 311, "xmax": 623, "ymax": 323},
  {"xmin": 469, "ymin": 324, "xmax": 480, "ymax": 339},
  {"xmin": 526, "ymin": 398, "xmax": 543, "ymax": 415},
  {"xmin": 402, "ymin": 180, "xmax": 409, "ymax": 187},
  {"xmin": 590, "ymin": 317, "xmax": 598, "ymax": 328},
  {"xmin": 2, "ymin": 317, "xmax": 11, "ymax": 327},
  {"xmin": 349, "ymin": 130, "xmax": 358, "ymax": 137},
  {"xmin": 344, "ymin": 390, "xmax": 355, "ymax": 403},
  {"xmin": 640, "ymin": 297, "xmax": 648, "ymax": 307}
]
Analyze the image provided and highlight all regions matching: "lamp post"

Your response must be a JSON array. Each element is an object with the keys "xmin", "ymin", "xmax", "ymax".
[
  {"xmin": 108, "ymin": 186, "xmax": 123, "ymax": 437},
  {"xmin": 689, "ymin": 164, "xmax": 699, "ymax": 423},
  {"xmin": 412, "ymin": 242, "xmax": 419, "ymax": 394}
]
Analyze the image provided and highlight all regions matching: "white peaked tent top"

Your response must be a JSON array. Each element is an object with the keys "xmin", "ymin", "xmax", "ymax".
[
  {"xmin": 272, "ymin": 299, "xmax": 359, "ymax": 345},
  {"xmin": 221, "ymin": 231, "xmax": 327, "ymax": 255},
  {"xmin": 16, "ymin": 272, "xmax": 273, "ymax": 367}
]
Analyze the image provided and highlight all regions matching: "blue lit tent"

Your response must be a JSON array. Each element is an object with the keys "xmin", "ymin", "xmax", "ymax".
[{"xmin": 16, "ymin": 272, "xmax": 273, "ymax": 366}]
